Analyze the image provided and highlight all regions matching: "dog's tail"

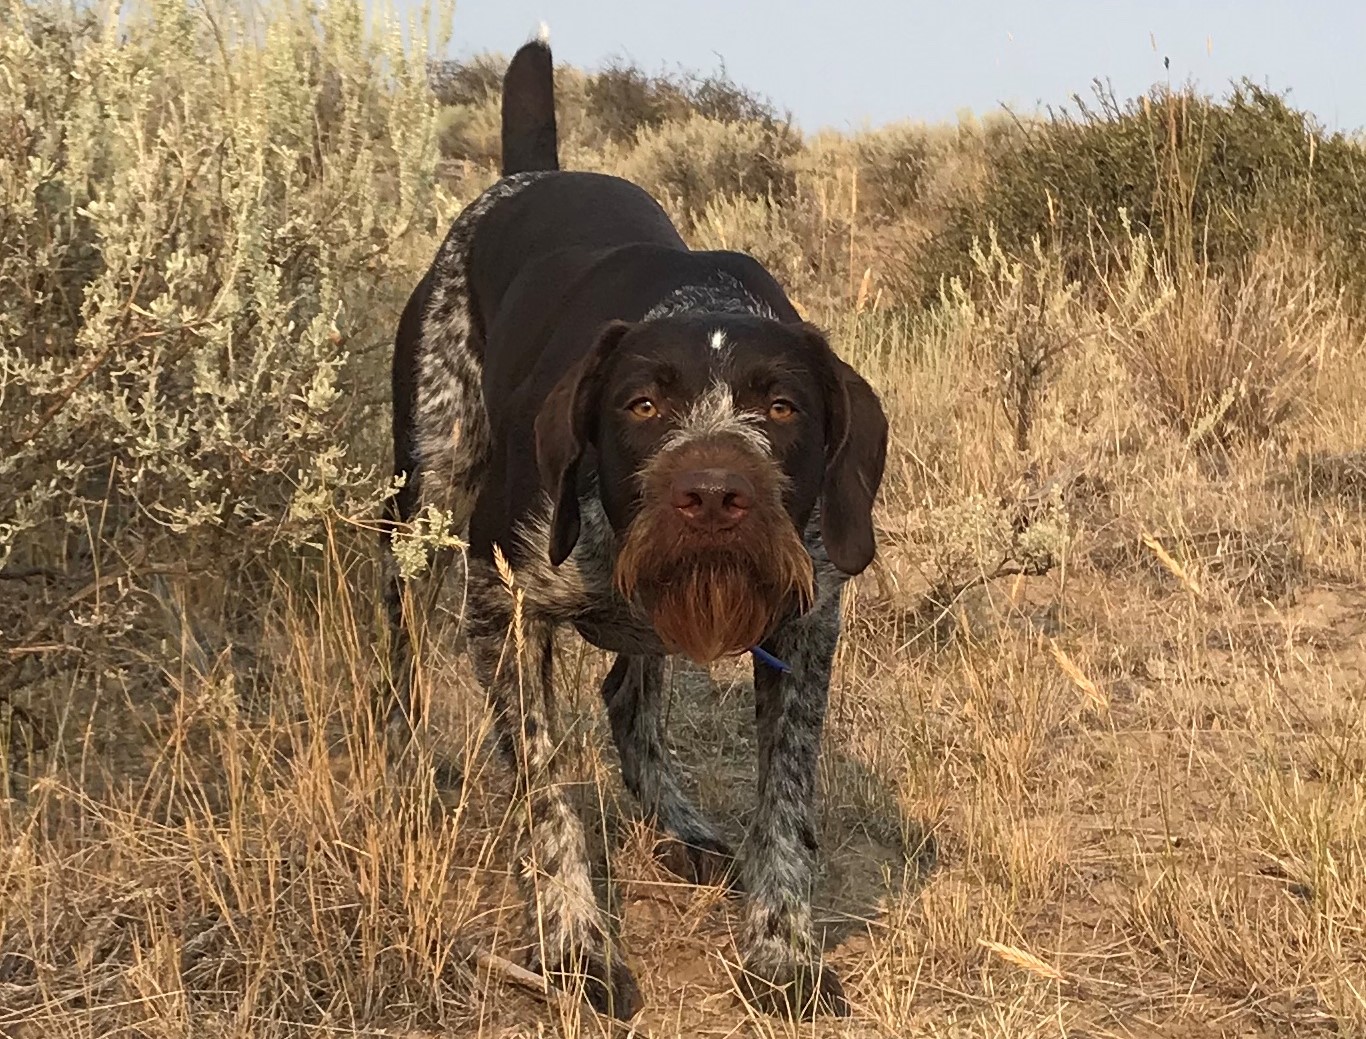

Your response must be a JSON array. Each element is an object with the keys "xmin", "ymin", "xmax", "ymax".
[{"xmin": 501, "ymin": 24, "xmax": 559, "ymax": 175}]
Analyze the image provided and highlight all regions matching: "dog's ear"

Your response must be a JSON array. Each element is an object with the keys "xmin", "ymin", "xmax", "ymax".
[
  {"xmin": 802, "ymin": 323, "xmax": 888, "ymax": 576},
  {"xmin": 534, "ymin": 320, "xmax": 634, "ymax": 566}
]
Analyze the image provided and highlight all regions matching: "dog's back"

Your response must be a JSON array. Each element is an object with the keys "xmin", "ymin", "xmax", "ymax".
[{"xmin": 501, "ymin": 28, "xmax": 559, "ymax": 175}]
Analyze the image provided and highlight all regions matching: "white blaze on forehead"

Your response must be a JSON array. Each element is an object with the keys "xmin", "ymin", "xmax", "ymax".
[
  {"xmin": 662, "ymin": 380, "xmax": 771, "ymax": 456},
  {"xmin": 708, "ymin": 328, "xmax": 728, "ymax": 353}
]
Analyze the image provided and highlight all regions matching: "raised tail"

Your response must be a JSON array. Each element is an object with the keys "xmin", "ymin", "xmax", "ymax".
[{"xmin": 501, "ymin": 25, "xmax": 559, "ymax": 175}]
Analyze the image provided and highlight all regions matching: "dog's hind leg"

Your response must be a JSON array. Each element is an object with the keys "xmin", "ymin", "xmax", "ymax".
[
  {"xmin": 381, "ymin": 171, "xmax": 555, "ymax": 744},
  {"xmin": 381, "ymin": 260, "xmax": 490, "ymax": 745},
  {"xmin": 379, "ymin": 467, "xmax": 474, "ymax": 750},
  {"xmin": 467, "ymin": 590, "xmax": 644, "ymax": 1021},
  {"xmin": 380, "ymin": 440, "xmax": 485, "ymax": 747},
  {"xmin": 599, "ymin": 654, "xmax": 736, "ymax": 886}
]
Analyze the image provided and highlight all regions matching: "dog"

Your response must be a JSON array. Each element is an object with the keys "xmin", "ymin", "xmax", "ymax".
[{"xmin": 381, "ymin": 30, "xmax": 888, "ymax": 1022}]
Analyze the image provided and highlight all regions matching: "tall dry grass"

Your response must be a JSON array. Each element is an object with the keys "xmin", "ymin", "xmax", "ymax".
[{"xmin": 4, "ymin": 1, "xmax": 1366, "ymax": 1037}]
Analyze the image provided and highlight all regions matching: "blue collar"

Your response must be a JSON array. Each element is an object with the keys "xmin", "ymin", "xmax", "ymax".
[{"xmin": 749, "ymin": 645, "xmax": 791, "ymax": 673}]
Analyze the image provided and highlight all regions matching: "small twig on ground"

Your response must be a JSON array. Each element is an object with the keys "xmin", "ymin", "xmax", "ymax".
[
  {"xmin": 473, "ymin": 949, "xmax": 653, "ymax": 1035},
  {"xmin": 475, "ymin": 949, "xmax": 549, "ymax": 996}
]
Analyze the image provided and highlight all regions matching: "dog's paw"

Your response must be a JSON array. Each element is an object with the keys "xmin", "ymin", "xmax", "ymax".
[
  {"xmin": 540, "ymin": 947, "xmax": 644, "ymax": 1020},
  {"xmin": 654, "ymin": 834, "xmax": 740, "ymax": 889},
  {"xmin": 738, "ymin": 959, "xmax": 849, "ymax": 1020}
]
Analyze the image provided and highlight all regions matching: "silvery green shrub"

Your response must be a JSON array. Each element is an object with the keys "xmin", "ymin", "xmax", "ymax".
[{"xmin": 0, "ymin": 0, "xmax": 453, "ymax": 590}]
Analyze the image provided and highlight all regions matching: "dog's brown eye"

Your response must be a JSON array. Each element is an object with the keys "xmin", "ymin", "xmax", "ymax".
[
  {"xmin": 768, "ymin": 398, "xmax": 797, "ymax": 421},
  {"xmin": 628, "ymin": 398, "xmax": 659, "ymax": 419}
]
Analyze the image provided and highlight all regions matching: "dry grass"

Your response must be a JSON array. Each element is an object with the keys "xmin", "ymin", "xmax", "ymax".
[
  {"xmin": 6, "ymin": 254, "xmax": 1366, "ymax": 1037},
  {"xmin": 6, "ymin": 5, "xmax": 1366, "ymax": 1036},
  {"xmin": 1103, "ymin": 234, "xmax": 1343, "ymax": 455}
]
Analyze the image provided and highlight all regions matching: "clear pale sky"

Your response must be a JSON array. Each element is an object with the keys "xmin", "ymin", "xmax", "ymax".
[{"xmin": 435, "ymin": 1, "xmax": 1364, "ymax": 134}]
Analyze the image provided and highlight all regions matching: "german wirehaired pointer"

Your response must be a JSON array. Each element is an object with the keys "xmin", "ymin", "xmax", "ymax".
[{"xmin": 381, "ymin": 32, "xmax": 887, "ymax": 1021}]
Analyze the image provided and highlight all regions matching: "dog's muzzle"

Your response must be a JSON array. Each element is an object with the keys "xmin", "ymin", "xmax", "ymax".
[{"xmin": 615, "ymin": 436, "xmax": 813, "ymax": 664}]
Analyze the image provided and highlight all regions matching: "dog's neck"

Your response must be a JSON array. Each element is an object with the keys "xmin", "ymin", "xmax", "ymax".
[{"xmin": 642, "ymin": 270, "xmax": 777, "ymax": 321}]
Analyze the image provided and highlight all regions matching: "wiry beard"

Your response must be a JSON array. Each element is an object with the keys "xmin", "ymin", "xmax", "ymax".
[{"xmin": 614, "ymin": 480, "xmax": 814, "ymax": 665}]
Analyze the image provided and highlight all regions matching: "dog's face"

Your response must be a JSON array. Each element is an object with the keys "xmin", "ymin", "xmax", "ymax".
[{"xmin": 535, "ymin": 315, "xmax": 887, "ymax": 664}]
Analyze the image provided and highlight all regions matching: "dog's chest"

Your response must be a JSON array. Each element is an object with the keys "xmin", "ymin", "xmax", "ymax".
[
  {"xmin": 513, "ymin": 498, "xmax": 671, "ymax": 655},
  {"xmin": 571, "ymin": 607, "xmax": 670, "ymax": 657}
]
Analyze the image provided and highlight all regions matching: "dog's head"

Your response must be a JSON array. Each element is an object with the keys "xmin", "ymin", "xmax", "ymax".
[{"xmin": 534, "ymin": 314, "xmax": 888, "ymax": 664}]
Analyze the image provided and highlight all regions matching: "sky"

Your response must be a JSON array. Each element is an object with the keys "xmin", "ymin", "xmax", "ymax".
[{"xmin": 432, "ymin": 1, "xmax": 1366, "ymax": 135}]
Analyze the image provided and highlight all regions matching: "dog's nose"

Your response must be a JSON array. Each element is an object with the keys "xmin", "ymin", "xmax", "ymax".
[{"xmin": 670, "ymin": 469, "xmax": 754, "ymax": 531}]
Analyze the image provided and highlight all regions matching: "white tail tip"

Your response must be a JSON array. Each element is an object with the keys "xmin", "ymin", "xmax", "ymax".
[{"xmin": 536, "ymin": 21, "xmax": 550, "ymax": 44}]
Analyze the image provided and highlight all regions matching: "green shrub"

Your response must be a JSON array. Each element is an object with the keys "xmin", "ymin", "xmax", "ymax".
[
  {"xmin": 427, "ymin": 52, "xmax": 504, "ymax": 108},
  {"xmin": 428, "ymin": 52, "xmax": 791, "ymax": 177},
  {"xmin": 435, "ymin": 97, "xmax": 501, "ymax": 165},
  {"xmin": 0, "ymin": 0, "xmax": 451, "ymax": 629},
  {"xmin": 940, "ymin": 233, "xmax": 1083, "ymax": 453},
  {"xmin": 582, "ymin": 59, "xmax": 693, "ymax": 144},
  {"xmin": 621, "ymin": 113, "xmax": 799, "ymax": 224},
  {"xmin": 584, "ymin": 59, "xmax": 786, "ymax": 145},
  {"xmin": 850, "ymin": 123, "xmax": 934, "ymax": 222},
  {"xmin": 926, "ymin": 81, "xmax": 1366, "ymax": 308}
]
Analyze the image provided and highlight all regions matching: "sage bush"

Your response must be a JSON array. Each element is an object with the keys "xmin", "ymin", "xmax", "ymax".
[{"xmin": 1, "ymin": 0, "xmax": 453, "ymax": 649}]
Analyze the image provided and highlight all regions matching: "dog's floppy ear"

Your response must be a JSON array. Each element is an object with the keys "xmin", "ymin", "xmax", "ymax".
[
  {"xmin": 802, "ymin": 323, "xmax": 888, "ymax": 575},
  {"xmin": 534, "ymin": 320, "xmax": 634, "ymax": 566}
]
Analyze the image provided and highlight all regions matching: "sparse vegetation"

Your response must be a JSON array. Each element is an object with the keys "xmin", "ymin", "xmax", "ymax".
[
  {"xmin": 928, "ymin": 81, "xmax": 1366, "ymax": 310},
  {"xmin": 3, "ymin": 0, "xmax": 1366, "ymax": 1036}
]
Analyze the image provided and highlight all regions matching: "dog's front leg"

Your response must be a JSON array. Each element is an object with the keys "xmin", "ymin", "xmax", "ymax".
[
  {"xmin": 739, "ymin": 593, "xmax": 849, "ymax": 1019},
  {"xmin": 467, "ymin": 595, "xmax": 644, "ymax": 1021},
  {"xmin": 601, "ymin": 654, "xmax": 736, "ymax": 886}
]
